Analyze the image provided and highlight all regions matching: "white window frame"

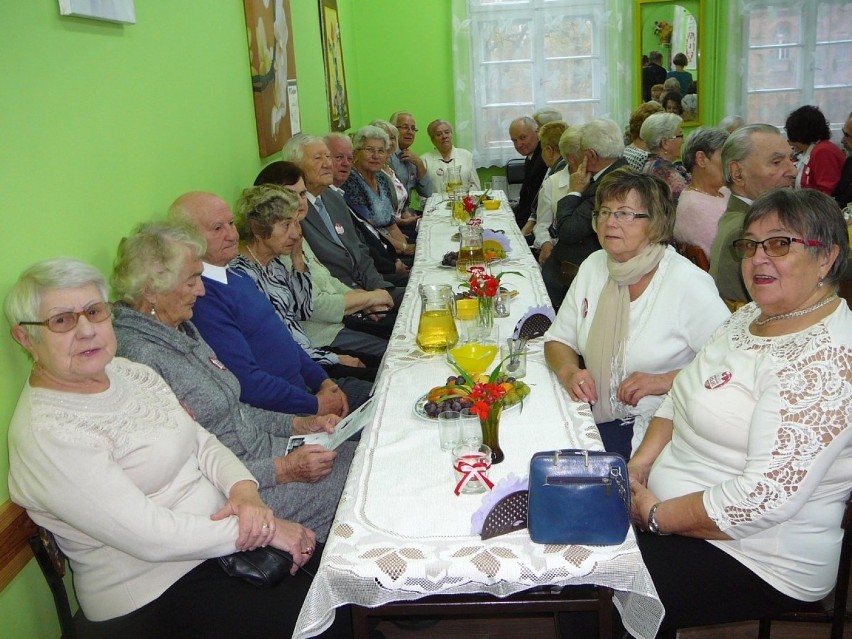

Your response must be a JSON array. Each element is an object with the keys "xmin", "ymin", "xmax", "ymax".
[
  {"xmin": 742, "ymin": 0, "xmax": 852, "ymax": 129},
  {"xmin": 466, "ymin": 0, "xmax": 609, "ymax": 165}
]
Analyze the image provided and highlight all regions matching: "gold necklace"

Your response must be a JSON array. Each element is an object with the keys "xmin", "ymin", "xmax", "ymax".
[
  {"xmin": 753, "ymin": 294, "xmax": 838, "ymax": 326},
  {"xmin": 244, "ymin": 243, "xmax": 268, "ymax": 267},
  {"xmin": 686, "ymin": 184, "xmax": 723, "ymax": 198}
]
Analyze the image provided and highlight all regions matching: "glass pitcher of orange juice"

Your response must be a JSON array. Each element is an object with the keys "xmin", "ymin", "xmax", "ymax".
[{"xmin": 416, "ymin": 284, "xmax": 459, "ymax": 353}]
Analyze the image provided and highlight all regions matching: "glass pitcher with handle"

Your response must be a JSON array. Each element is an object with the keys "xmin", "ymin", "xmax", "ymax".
[
  {"xmin": 416, "ymin": 284, "xmax": 458, "ymax": 353},
  {"xmin": 457, "ymin": 224, "xmax": 485, "ymax": 279}
]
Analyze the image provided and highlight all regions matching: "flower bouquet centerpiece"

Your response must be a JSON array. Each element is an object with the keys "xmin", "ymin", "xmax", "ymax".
[
  {"xmin": 463, "ymin": 265, "xmax": 518, "ymax": 329},
  {"xmin": 454, "ymin": 190, "xmax": 492, "ymax": 224},
  {"xmin": 447, "ymin": 359, "xmax": 519, "ymax": 465}
]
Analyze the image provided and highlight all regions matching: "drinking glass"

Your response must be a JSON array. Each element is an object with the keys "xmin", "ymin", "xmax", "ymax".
[
  {"xmin": 459, "ymin": 408, "xmax": 482, "ymax": 446},
  {"xmin": 452, "ymin": 444, "xmax": 493, "ymax": 494},
  {"xmin": 438, "ymin": 411, "xmax": 461, "ymax": 452}
]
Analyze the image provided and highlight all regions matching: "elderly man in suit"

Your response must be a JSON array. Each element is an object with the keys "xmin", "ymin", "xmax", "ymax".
[
  {"xmin": 709, "ymin": 124, "xmax": 797, "ymax": 303},
  {"xmin": 541, "ymin": 118, "xmax": 628, "ymax": 308},
  {"xmin": 281, "ymin": 134, "xmax": 405, "ymax": 308},
  {"xmin": 388, "ymin": 111, "xmax": 433, "ymax": 207},
  {"xmin": 509, "ymin": 116, "xmax": 548, "ymax": 231}
]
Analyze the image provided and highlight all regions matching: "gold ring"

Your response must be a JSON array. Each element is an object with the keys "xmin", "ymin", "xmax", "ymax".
[
  {"xmin": 261, "ymin": 524, "xmax": 269, "ymax": 529},
  {"xmin": 578, "ymin": 380, "xmax": 585, "ymax": 386}
]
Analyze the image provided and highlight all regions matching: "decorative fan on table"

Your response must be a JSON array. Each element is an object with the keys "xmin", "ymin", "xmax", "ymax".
[
  {"xmin": 472, "ymin": 474, "xmax": 529, "ymax": 540},
  {"xmin": 513, "ymin": 306, "xmax": 555, "ymax": 340}
]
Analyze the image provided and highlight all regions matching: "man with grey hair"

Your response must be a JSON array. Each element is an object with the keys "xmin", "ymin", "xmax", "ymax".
[
  {"xmin": 642, "ymin": 50, "xmax": 667, "ymax": 101},
  {"xmin": 509, "ymin": 115, "xmax": 548, "ymax": 229},
  {"xmin": 282, "ymin": 133, "xmax": 404, "ymax": 308},
  {"xmin": 709, "ymin": 124, "xmax": 797, "ymax": 302},
  {"xmin": 388, "ymin": 111, "xmax": 433, "ymax": 205},
  {"xmin": 541, "ymin": 117, "xmax": 627, "ymax": 307}
]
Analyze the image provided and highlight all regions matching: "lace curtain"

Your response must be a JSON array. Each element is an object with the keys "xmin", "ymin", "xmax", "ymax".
[{"xmin": 451, "ymin": 0, "xmax": 634, "ymax": 168}]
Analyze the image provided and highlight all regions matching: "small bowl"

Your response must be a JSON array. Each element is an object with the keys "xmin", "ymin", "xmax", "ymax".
[{"xmin": 482, "ymin": 199, "xmax": 501, "ymax": 210}]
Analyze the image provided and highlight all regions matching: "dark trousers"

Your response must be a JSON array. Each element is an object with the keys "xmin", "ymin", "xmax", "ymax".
[
  {"xmin": 637, "ymin": 532, "xmax": 810, "ymax": 631},
  {"xmin": 81, "ymin": 554, "xmax": 351, "ymax": 639},
  {"xmin": 596, "ymin": 419, "xmax": 634, "ymax": 461}
]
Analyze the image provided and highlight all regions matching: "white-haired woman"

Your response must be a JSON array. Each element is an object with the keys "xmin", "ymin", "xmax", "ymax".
[
  {"xmin": 6, "ymin": 258, "xmax": 349, "ymax": 638},
  {"xmin": 640, "ymin": 111, "xmax": 691, "ymax": 203},
  {"xmin": 342, "ymin": 125, "xmax": 414, "ymax": 256},
  {"xmin": 674, "ymin": 127, "xmax": 731, "ymax": 259},
  {"xmin": 421, "ymin": 119, "xmax": 481, "ymax": 194}
]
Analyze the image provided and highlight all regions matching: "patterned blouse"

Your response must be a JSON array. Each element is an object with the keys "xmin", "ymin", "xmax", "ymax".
[
  {"xmin": 230, "ymin": 254, "xmax": 339, "ymax": 366},
  {"xmin": 341, "ymin": 169, "xmax": 397, "ymax": 228},
  {"xmin": 642, "ymin": 154, "xmax": 691, "ymax": 202}
]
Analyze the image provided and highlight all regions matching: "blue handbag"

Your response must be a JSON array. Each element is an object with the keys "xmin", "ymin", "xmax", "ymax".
[{"xmin": 527, "ymin": 449, "xmax": 631, "ymax": 546}]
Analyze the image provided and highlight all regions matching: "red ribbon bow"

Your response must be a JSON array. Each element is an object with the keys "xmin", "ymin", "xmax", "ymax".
[{"xmin": 453, "ymin": 455, "xmax": 494, "ymax": 496}]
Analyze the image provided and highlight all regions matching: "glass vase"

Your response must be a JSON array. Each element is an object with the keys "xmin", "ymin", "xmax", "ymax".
[
  {"xmin": 480, "ymin": 403, "xmax": 504, "ymax": 464},
  {"xmin": 477, "ymin": 296, "xmax": 494, "ymax": 330}
]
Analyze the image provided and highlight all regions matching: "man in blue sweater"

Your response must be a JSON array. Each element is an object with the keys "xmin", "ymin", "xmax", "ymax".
[{"xmin": 170, "ymin": 191, "xmax": 371, "ymax": 416}]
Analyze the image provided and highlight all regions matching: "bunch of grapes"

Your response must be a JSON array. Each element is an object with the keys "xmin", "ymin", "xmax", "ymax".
[
  {"xmin": 423, "ymin": 396, "xmax": 474, "ymax": 418},
  {"xmin": 441, "ymin": 251, "xmax": 458, "ymax": 267}
]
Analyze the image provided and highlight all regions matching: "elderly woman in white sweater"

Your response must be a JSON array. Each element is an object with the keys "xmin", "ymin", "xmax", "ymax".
[{"xmin": 5, "ymin": 258, "xmax": 349, "ymax": 638}]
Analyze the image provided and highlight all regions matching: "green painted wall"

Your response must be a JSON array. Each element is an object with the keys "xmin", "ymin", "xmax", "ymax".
[{"xmin": 0, "ymin": 1, "xmax": 736, "ymax": 636}]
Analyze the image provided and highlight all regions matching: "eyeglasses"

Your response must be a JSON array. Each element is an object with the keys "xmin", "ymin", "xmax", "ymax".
[
  {"xmin": 671, "ymin": 134, "xmax": 684, "ymax": 139},
  {"xmin": 359, "ymin": 146, "xmax": 387, "ymax": 156},
  {"xmin": 397, "ymin": 125, "xmax": 418, "ymax": 132},
  {"xmin": 19, "ymin": 302, "xmax": 113, "ymax": 333},
  {"xmin": 731, "ymin": 236, "xmax": 823, "ymax": 259},
  {"xmin": 592, "ymin": 209, "xmax": 652, "ymax": 223}
]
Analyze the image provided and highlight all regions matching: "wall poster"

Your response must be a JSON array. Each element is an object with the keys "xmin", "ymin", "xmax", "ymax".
[{"xmin": 319, "ymin": 0, "xmax": 351, "ymax": 132}]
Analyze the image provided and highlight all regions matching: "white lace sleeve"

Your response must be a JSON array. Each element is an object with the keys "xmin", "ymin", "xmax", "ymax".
[{"xmin": 704, "ymin": 323, "xmax": 852, "ymax": 536}]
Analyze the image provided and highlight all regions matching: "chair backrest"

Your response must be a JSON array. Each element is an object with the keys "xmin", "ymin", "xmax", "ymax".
[
  {"xmin": 506, "ymin": 158, "xmax": 526, "ymax": 185},
  {"xmin": 28, "ymin": 526, "xmax": 78, "ymax": 639},
  {"xmin": 673, "ymin": 240, "xmax": 710, "ymax": 272}
]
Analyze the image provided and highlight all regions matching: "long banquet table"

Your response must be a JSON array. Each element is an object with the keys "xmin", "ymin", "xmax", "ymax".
[{"xmin": 292, "ymin": 193, "xmax": 664, "ymax": 639}]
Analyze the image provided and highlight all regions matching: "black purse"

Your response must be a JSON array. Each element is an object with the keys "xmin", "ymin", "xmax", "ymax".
[
  {"xmin": 527, "ymin": 449, "xmax": 631, "ymax": 546},
  {"xmin": 217, "ymin": 547, "xmax": 294, "ymax": 587}
]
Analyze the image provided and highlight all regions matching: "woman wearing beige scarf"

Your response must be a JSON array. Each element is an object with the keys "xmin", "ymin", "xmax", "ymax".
[{"xmin": 544, "ymin": 169, "xmax": 729, "ymax": 458}]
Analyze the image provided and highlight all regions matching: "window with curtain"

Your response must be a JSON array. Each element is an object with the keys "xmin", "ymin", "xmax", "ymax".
[
  {"xmin": 453, "ymin": 0, "xmax": 622, "ymax": 167},
  {"xmin": 743, "ymin": 0, "xmax": 852, "ymax": 128}
]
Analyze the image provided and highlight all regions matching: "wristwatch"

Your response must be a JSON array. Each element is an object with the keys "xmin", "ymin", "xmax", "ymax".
[{"xmin": 647, "ymin": 502, "xmax": 667, "ymax": 535}]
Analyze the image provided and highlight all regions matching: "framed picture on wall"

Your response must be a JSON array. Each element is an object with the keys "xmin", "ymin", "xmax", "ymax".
[
  {"xmin": 58, "ymin": 0, "xmax": 136, "ymax": 24},
  {"xmin": 319, "ymin": 0, "xmax": 350, "ymax": 132},
  {"xmin": 242, "ymin": 0, "xmax": 299, "ymax": 157}
]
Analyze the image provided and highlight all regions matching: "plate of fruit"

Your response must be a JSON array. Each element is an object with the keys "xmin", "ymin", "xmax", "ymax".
[{"xmin": 414, "ymin": 373, "xmax": 531, "ymax": 421}]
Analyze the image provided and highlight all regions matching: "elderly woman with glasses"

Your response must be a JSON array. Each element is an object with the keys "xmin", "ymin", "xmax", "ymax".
[
  {"xmin": 341, "ymin": 124, "xmax": 414, "ymax": 257},
  {"xmin": 640, "ymin": 111, "xmax": 691, "ymax": 203},
  {"xmin": 421, "ymin": 119, "xmax": 481, "ymax": 194},
  {"xmin": 544, "ymin": 168, "xmax": 729, "ymax": 459},
  {"xmin": 674, "ymin": 127, "xmax": 731, "ymax": 260},
  {"xmin": 6, "ymin": 258, "xmax": 350, "ymax": 637},
  {"xmin": 627, "ymin": 189, "xmax": 852, "ymax": 633}
]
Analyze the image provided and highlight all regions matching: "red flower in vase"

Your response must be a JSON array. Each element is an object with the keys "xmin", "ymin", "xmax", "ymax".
[
  {"xmin": 469, "ymin": 382, "xmax": 508, "ymax": 420},
  {"xmin": 467, "ymin": 267, "xmax": 499, "ymax": 298}
]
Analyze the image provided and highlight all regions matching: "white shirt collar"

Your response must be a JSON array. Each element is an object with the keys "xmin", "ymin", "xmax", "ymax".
[{"xmin": 202, "ymin": 262, "xmax": 229, "ymax": 284}]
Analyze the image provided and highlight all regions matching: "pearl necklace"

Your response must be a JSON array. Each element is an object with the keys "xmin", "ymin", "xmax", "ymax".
[{"xmin": 753, "ymin": 294, "xmax": 838, "ymax": 326}]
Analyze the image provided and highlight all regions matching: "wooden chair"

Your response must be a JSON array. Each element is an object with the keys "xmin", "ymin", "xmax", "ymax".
[
  {"xmin": 28, "ymin": 525, "xmax": 86, "ymax": 639},
  {"xmin": 757, "ymin": 492, "xmax": 852, "ymax": 639},
  {"xmin": 560, "ymin": 261, "xmax": 580, "ymax": 288},
  {"xmin": 673, "ymin": 240, "xmax": 710, "ymax": 272}
]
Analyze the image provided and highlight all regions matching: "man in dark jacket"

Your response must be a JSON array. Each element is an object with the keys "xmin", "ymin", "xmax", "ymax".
[
  {"xmin": 541, "ymin": 118, "xmax": 627, "ymax": 308},
  {"xmin": 509, "ymin": 116, "xmax": 548, "ymax": 230}
]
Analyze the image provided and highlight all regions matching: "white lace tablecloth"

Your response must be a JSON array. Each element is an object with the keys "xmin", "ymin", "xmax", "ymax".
[{"xmin": 292, "ymin": 193, "xmax": 664, "ymax": 639}]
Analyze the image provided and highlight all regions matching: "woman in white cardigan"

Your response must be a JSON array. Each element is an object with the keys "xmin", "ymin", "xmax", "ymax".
[
  {"xmin": 544, "ymin": 169, "xmax": 729, "ymax": 457},
  {"xmin": 5, "ymin": 258, "xmax": 348, "ymax": 638}
]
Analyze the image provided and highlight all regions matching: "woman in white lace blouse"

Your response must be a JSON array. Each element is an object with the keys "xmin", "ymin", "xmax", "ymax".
[{"xmin": 628, "ymin": 189, "xmax": 852, "ymax": 632}]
